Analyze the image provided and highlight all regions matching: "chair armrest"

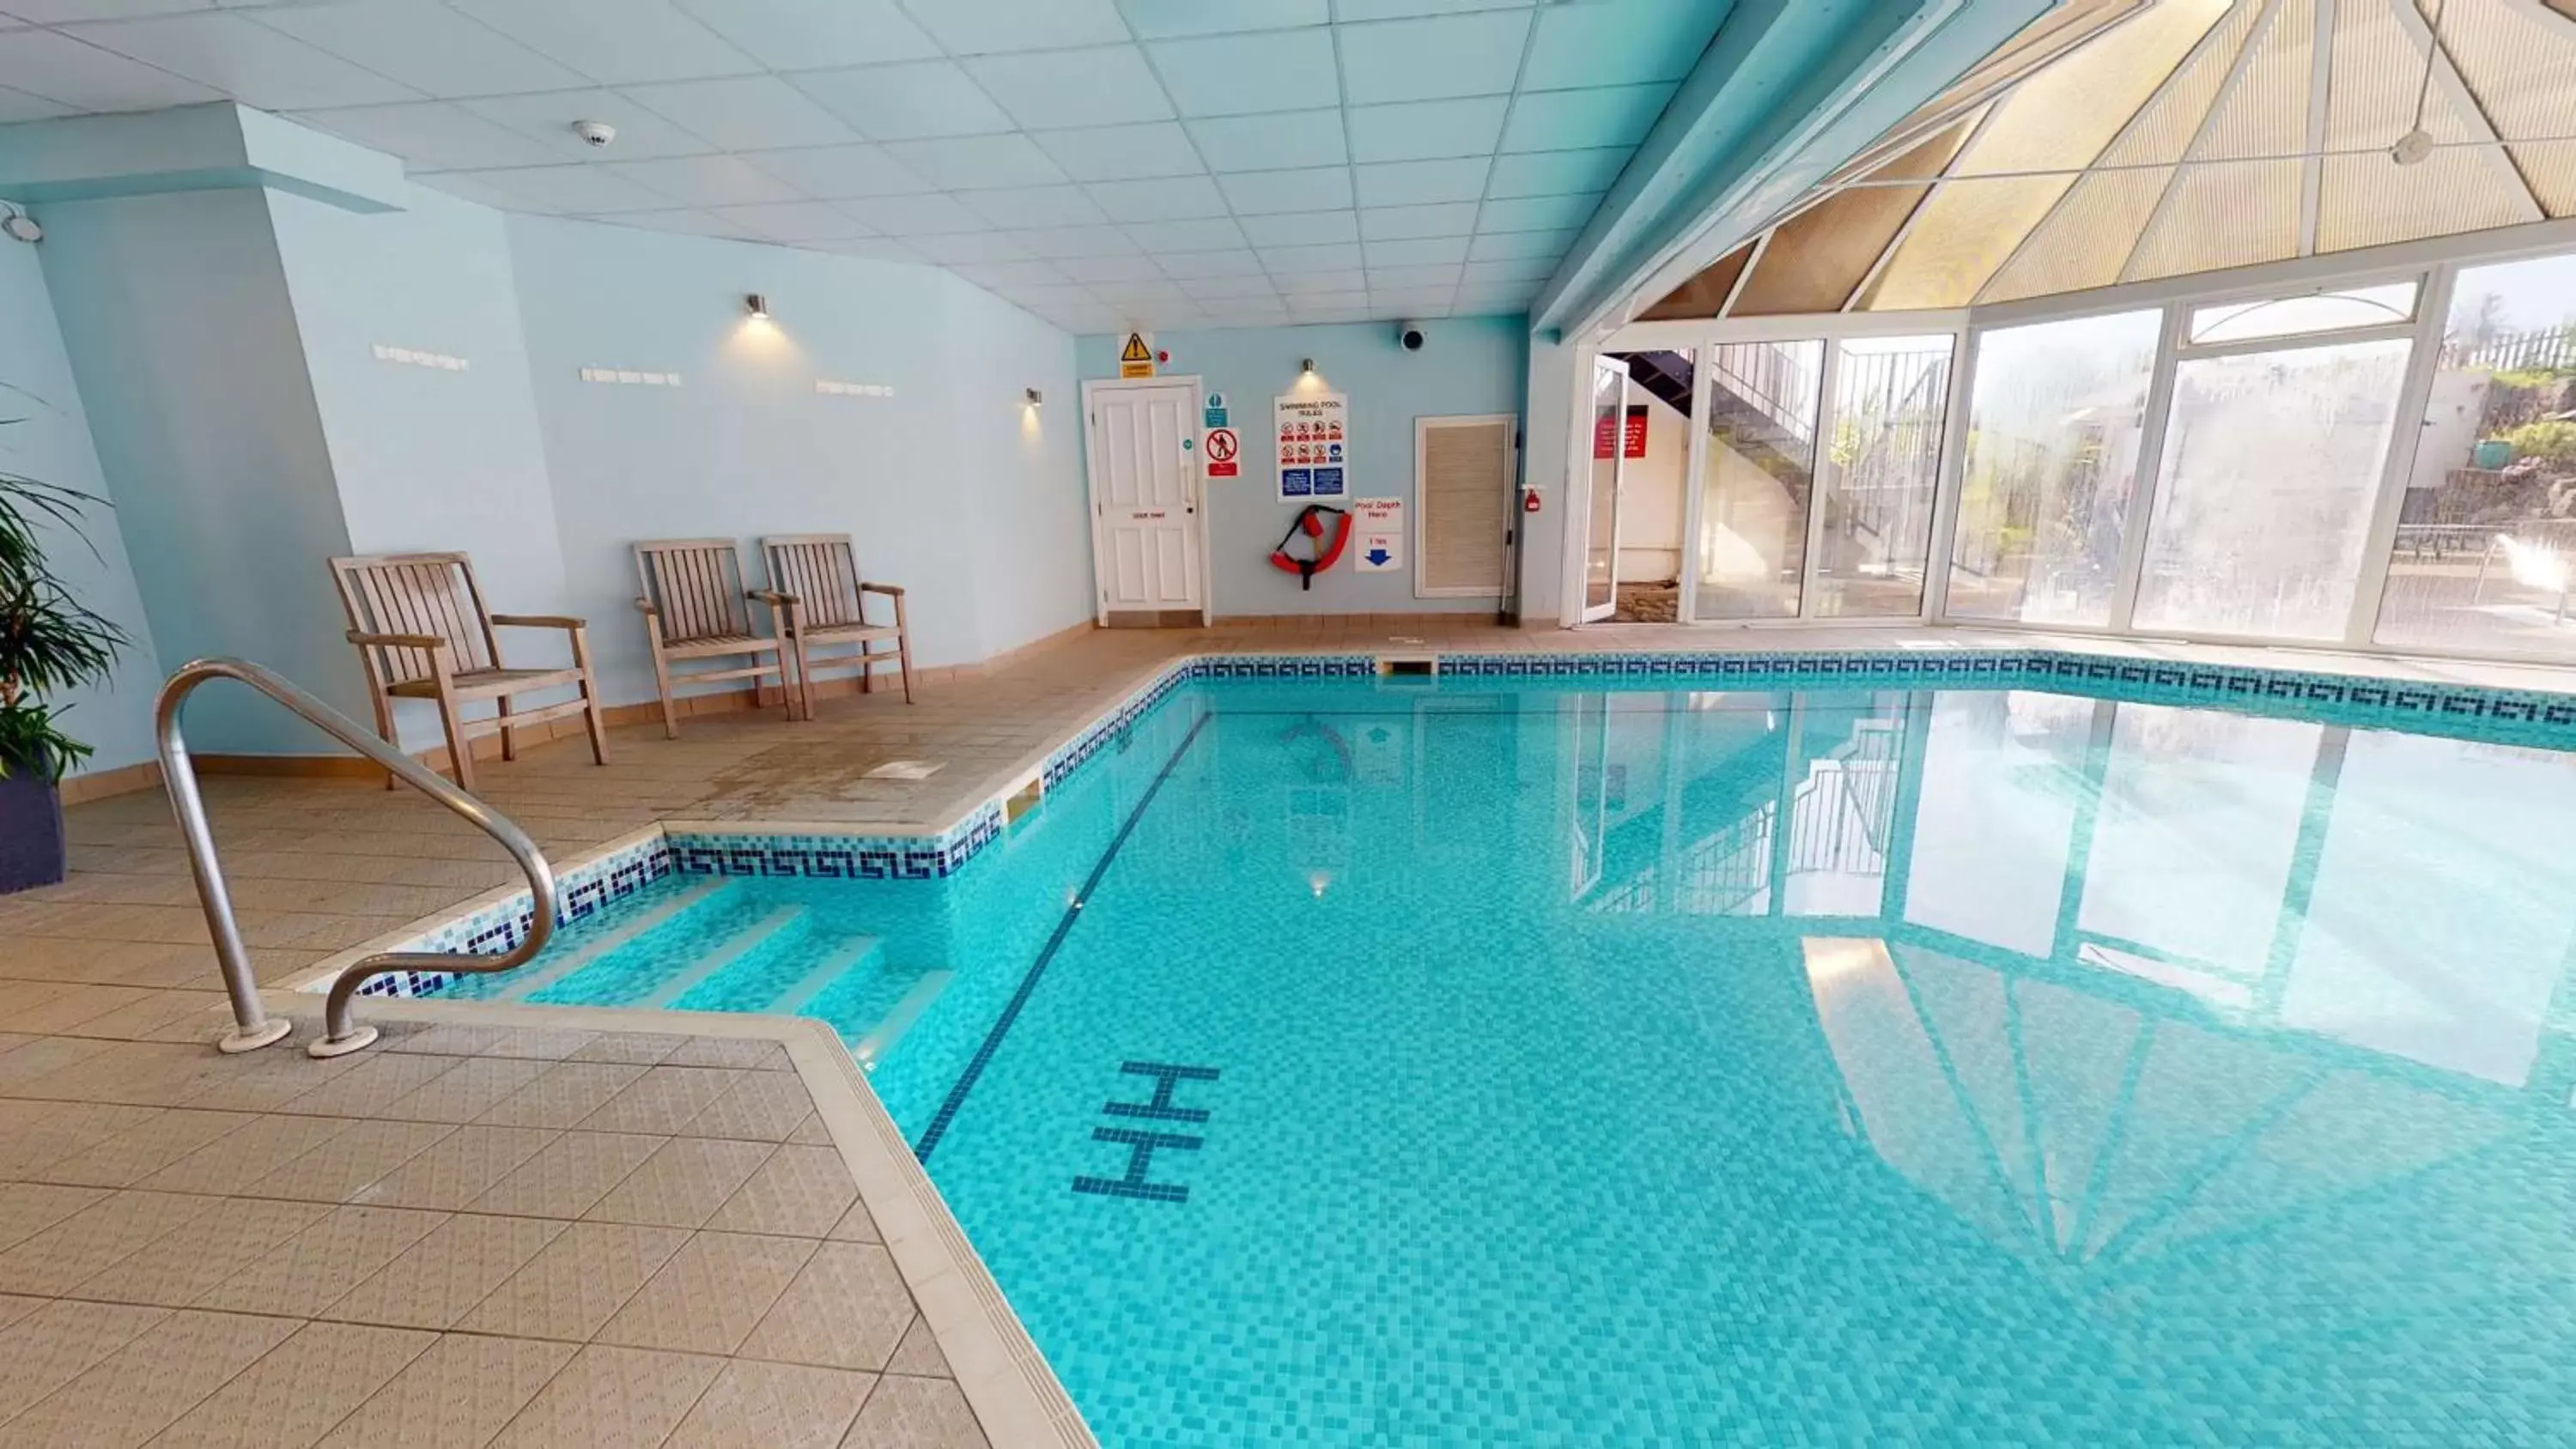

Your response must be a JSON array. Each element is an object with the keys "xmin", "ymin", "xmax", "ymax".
[
  {"xmin": 857, "ymin": 582, "xmax": 905, "ymax": 597},
  {"xmin": 348, "ymin": 630, "xmax": 447, "ymax": 650},
  {"xmin": 745, "ymin": 589, "xmax": 799, "ymax": 605},
  {"xmin": 633, "ymin": 597, "xmax": 658, "ymax": 615},
  {"xmin": 490, "ymin": 614, "xmax": 586, "ymax": 630}
]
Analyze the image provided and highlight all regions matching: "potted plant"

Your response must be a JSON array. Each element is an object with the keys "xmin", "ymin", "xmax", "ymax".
[{"xmin": 1, "ymin": 458, "xmax": 126, "ymax": 894}]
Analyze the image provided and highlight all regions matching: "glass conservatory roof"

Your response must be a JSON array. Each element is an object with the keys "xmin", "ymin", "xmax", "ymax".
[{"xmin": 1643, "ymin": 0, "xmax": 2576, "ymax": 320}]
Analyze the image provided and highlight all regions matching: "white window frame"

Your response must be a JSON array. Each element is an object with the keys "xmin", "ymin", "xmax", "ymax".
[
  {"xmin": 1413, "ymin": 412, "xmax": 1522, "ymax": 600},
  {"xmin": 1586, "ymin": 212, "xmax": 2576, "ymax": 666}
]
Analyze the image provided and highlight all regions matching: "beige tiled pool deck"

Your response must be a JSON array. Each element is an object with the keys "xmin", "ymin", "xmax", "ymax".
[{"xmin": 5, "ymin": 620, "xmax": 2576, "ymax": 1447}]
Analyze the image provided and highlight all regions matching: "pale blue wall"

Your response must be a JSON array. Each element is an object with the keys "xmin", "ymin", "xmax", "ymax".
[
  {"xmin": 507, "ymin": 215, "xmax": 1087, "ymax": 706},
  {"xmin": 36, "ymin": 188, "xmax": 361, "ymax": 755},
  {"xmin": 1074, "ymin": 316, "xmax": 1527, "ymax": 618},
  {"xmin": 0, "ymin": 202, "xmax": 163, "ymax": 775},
  {"xmin": 270, "ymin": 185, "xmax": 573, "ymax": 751}
]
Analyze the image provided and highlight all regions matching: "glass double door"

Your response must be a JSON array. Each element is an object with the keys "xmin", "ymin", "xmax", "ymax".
[{"xmin": 1690, "ymin": 333, "xmax": 1958, "ymax": 621}]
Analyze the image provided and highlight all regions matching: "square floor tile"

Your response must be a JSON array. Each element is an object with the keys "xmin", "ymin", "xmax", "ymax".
[
  {"xmin": 884, "ymin": 1318, "xmax": 951, "ymax": 1379},
  {"xmin": 192, "ymin": 1203, "xmax": 448, "ymax": 1317},
  {"xmin": 455, "ymin": 1220, "xmax": 690, "ymax": 1342},
  {"xmin": 595, "ymin": 1229, "xmax": 815, "ymax": 1355},
  {"xmin": 471, "ymin": 1060, "xmax": 647, "ymax": 1129},
  {"xmin": 68, "ymin": 1196, "xmax": 331, "ymax": 1307},
  {"xmin": 678, "ymin": 1072, "xmax": 815, "ymax": 1143},
  {"xmin": 276, "ymin": 1052, "xmax": 466, "ymax": 1118},
  {"xmin": 349, "ymin": 1125, "xmax": 559, "ymax": 1210},
  {"xmin": 461, "ymin": 1131, "xmax": 661, "ymax": 1219},
  {"xmin": 585, "ymin": 1137, "xmax": 775, "ymax": 1229},
  {"xmin": 0, "ymin": 1299, "xmax": 170, "ymax": 1424},
  {"xmin": 0, "ymin": 1181, "xmax": 107, "ymax": 1252},
  {"xmin": 0, "ymin": 1188, "xmax": 216, "ymax": 1295},
  {"xmin": 137, "ymin": 1113, "xmax": 355, "ymax": 1197},
  {"xmin": 27, "ymin": 1110, "xmax": 259, "ymax": 1190},
  {"xmin": 708, "ymin": 1146, "xmax": 857, "ymax": 1238},
  {"xmin": 378, "ymin": 1057, "xmax": 555, "ymax": 1125},
  {"xmin": 840, "ymin": 1374, "xmax": 991, "ymax": 1449},
  {"xmin": 738, "ymin": 1242, "xmax": 914, "ymax": 1372},
  {"xmin": 575, "ymin": 1065, "xmax": 744, "ymax": 1135},
  {"xmin": 149, "ymin": 1320, "xmax": 435, "ymax": 1449},
  {"xmin": 258, "ymin": 1119, "xmax": 459, "ymax": 1203},
  {"xmin": 317, "ymin": 1332, "xmax": 576, "ymax": 1449},
  {"xmin": 665, "ymin": 1359, "xmax": 875, "ymax": 1449},
  {"xmin": 0, "ymin": 1307, "xmax": 299, "ymax": 1449},
  {"xmin": 489, "ymin": 1344, "xmax": 723, "ymax": 1449},
  {"xmin": 322, "ymin": 1212, "xmax": 567, "ymax": 1331}
]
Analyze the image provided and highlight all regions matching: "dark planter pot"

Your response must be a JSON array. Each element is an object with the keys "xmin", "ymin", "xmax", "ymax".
[{"xmin": 0, "ymin": 750, "xmax": 67, "ymax": 894}]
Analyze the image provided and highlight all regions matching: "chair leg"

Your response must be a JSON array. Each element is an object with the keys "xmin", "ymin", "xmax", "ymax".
[
  {"xmin": 366, "ymin": 689, "xmax": 401, "ymax": 791},
  {"xmin": 499, "ymin": 694, "xmax": 518, "ymax": 761},
  {"xmin": 860, "ymin": 642, "xmax": 872, "ymax": 694},
  {"xmin": 794, "ymin": 636, "xmax": 817, "ymax": 723},
  {"xmin": 892, "ymin": 595, "xmax": 914, "ymax": 705},
  {"xmin": 572, "ymin": 626, "xmax": 611, "ymax": 767},
  {"xmin": 434, "ymin": 690, "xmax": 477, "ymax": 794},
  {"xmin": 770, "ymin": 652, "xmax": 794, "ymax": 722},
  {"xmin": 649, "ymin": 645, "xmax": 679, "ymax": 740}
]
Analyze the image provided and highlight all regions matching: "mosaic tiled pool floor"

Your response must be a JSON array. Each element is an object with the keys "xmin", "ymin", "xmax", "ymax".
[{"xmin": 444, "ymin": 677, "xmax": 2576, "ymax": 1445}]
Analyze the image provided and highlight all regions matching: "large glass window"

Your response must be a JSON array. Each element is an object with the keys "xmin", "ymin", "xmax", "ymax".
[
  {"xmin": 1947, "ymin": 310, "xmax": 2160, "ymax": 626},
  {"xmin": 2131, "ymin": 337, "xmax": 2412, "ymax": 640},
  {"xmin": 2184, "ymin": 282, "xmax": 2416, "ymax": 346},
  {"xmin": 2373, "ymin": 252, "xmax": 2576, "ymax": 658},
  {"xmin": 1813, "ymin": 336, "xmax": 1954, "ymax": 617},
  {"xmin": 1694, "ymin": 339, "xmax": 1823, "ymax": 620}
]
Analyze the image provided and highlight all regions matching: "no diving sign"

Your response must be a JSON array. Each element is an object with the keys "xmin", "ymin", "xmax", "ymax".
[{"xmin": 1205, "ymin": 427, "xmax": 1239, "ymax": 478}]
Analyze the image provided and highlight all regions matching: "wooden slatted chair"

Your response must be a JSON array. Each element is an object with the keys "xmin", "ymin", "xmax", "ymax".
[
  {"xmin": 759, "ymin": 534, "xmax": 914, "ymax": 718},
  {"xmin": 328, "ymin": 552, "xmax": 608, "ymax": 793},
  {"xmin": 633, "ymin": 538, "xmax": 799, "ymax": 735}
]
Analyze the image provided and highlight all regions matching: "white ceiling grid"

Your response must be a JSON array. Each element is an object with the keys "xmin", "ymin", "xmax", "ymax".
[{"xmin": 0, "ymin": 0, "xmax": 1730, "ymax": 333}]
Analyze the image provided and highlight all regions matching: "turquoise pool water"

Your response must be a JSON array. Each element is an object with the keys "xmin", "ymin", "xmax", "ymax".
[{"xmin": 459, "ymin": 679, "xmax": 2576, "ymax": 1445}]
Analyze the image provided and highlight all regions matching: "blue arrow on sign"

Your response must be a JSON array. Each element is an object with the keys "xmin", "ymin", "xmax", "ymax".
[{"xmin": 1365, "ymin": 547, "xmax": 1392, "ymax": 567}]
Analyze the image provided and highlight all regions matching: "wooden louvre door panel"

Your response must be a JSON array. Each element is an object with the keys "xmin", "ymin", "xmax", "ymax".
[{"xmin": 1417, "ymin": 415, "xmax": 1515, "ymax": 597}]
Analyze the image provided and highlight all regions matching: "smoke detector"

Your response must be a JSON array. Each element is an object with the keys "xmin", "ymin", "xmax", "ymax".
[{"xmin": 571, "ymin": 119, "xmax": 617, "ymax": 149}]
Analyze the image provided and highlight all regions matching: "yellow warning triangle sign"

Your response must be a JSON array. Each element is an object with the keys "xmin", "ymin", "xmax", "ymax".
[{"xmin": 1120, "ymin": 332, "xmax": 1152, "ymax": 364}]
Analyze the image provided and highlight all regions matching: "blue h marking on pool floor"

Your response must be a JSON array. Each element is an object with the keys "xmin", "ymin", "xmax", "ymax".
[
  {"xmin": 1103, "ymin": 1060, "xmax": 1218, "ymax": 1124},
  {"xmin": 1073, "ymin": 1127, "xmax": 1201, "ymax": 1203},
  {"xmin": 1074, "ymin": 1061, "xmax": 1217, "ymax": 1203}
]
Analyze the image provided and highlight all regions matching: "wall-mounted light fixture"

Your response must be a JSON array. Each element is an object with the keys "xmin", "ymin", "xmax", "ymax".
[
  {"xmin": 1300, "ymin": 358, "xmax": 1315, "ymax": 375},
  {"xmin": 1024, "ymin": 387, "xmax": 1043, "ymax": 407},
  {"xmin": 744, "ymin": 294, "xmax": 770, "ymax": 320}
]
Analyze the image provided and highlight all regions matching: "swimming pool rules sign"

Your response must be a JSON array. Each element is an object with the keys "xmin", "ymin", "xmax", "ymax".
[{"xmin": 1275, "ymin": 392, "xmax": 1348, "ymax": 501}]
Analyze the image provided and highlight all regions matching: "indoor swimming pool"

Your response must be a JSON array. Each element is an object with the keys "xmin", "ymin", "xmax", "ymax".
[{"xmin": 434, "ymin": 671, "xmax": 2576, "ymax": 1445}]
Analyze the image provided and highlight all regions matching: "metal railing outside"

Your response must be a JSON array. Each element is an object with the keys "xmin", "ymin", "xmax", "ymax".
[{"xmin": 154, "ymin": 658, "xmax": 558, "ymax": 1058}]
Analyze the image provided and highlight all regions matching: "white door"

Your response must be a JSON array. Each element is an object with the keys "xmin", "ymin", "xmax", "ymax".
[
  {"xmin": 1581, "ymin": 357, "xmax": 1627, "ymax": 623},
  {"xmin": 1086, "ymin": 379, "xmax": 1205, "ymax": 620}
]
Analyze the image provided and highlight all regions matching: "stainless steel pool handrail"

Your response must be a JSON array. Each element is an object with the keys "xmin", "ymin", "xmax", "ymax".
[{"xmin": 154, "ymin": 657, "xmax": 559, "ymax": 1058}]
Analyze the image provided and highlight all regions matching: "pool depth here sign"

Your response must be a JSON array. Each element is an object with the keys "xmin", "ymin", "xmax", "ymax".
[
  {"xmin": 1352, "ymin": 497, "xmax": 1402, "ymax": 573},
  {"xmin": 1275, "ymin": 391, "xmax": 1347, "ymax": 500}
]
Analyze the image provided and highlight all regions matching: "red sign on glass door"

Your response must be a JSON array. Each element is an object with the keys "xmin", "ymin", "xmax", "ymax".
[{"xmin": 1592, "ymin": 405, "xmax": 1649, "ymax": 459}]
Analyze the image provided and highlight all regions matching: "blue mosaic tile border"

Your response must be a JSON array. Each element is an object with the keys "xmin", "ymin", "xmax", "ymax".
[
  {"xmin": 665, "ymin": 805, "xmax": 1006, "ymax": 884},
  {"xmin": 353, "ymin": 832, "xmax": 677, "ymax": 1000},
  {"xmin": 1433, "ymin": 648, "xmax": 2576, "ymax": 746}
]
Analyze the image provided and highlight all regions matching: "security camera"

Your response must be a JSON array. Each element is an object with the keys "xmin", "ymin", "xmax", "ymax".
[
  {"xmin": 1398, "ymin": 321, "xmax": 1429, "ymax": 352},
  {"xmin": 571, "ymin": 119, "xmax": 617, "ymax": 149}
]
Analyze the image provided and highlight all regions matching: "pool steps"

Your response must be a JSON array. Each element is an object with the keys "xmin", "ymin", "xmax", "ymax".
[
  {"xmin": 767, "ymin": 935, "xmax": 884, "ymax": 1017},
  {"xmin": 637, "ymin": 904, "xmax": 810, "ymax": 1009},
  {"xmin": 853, "ymin": 967, "xmax": 954, "ymax": 1069},
  {"xmin": 492, "ymin": 879, "xmax": 722, "ymax": 1002}
]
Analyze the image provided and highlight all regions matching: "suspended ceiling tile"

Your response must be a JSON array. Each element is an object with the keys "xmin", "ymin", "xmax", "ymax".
[
  {"xmin": 1262, "ymin": 243, "xmax": 1364, "ymax": 274},
  {"xmin": 1346, "ymin": 96, "xmax": 1509, "ymax": 163},
  {"xmin": 1119, "ymin": 0, "xmax": 1329, "ymax": 39},
  {"xmin": 961, "ymin": 45, "xmax": 1173, "ymax": 130},
  {"xmin": 1522, "ymin": 0, "xmax": 1722, "ymax": 90},
  {"xmin": 1353, "ymin": 156, "xmax": 1492, "ymax": 208},
  {"xmin": 1486, "ymin": 146, "xmax": 1631, "ymax": 197},
  {"xmin": 604, "ymin": 153, "xmax": 802, "ymax": 208},
  {"xmin": 446, "ymin": 0, "xmax": 762, "ymax": 86},
  {"xmin": 1028, "ymin": 121, "xmax": 1206, "ymax": 182},
  {"xmin": 956, "ymin": 183, "xmax": 1109, "ymax": 229},
  {"xmin": 907, "ymin": 230, "xmax": 1035, "ymax": 263},
  {"xmin": 1084, "ymin": 175, "xmax": 1227, "ymax": 223},
  {"xmin": 704, "ymin": 199, "xmax": 873, "ymax": 240},
  {"xmin": 1146, "ymin": 28, "xmax": 1340, "ymax": 117},
  {"xmin": 618, "ymin": 76, "xmax": 860, "ymax": 153},
  {"xmin": 878, "ymin": 133, "xmax": 1067, "ymax": 190},
  {"xmin": 667, "ymin": 0, "xmax": 941, "ymax": 71},
  {"xmin": 838, "ymin": 192, "xmax": 988, "ymax": 236},
  {"xmin": 904, "ymin": 0, "xmax": 1130, "ymax": 56},
  {"xmin": 252, "ymin": 1, "xmax": 588, "ymax": 98},
  {"xmin": 1126, "ymin": 215, "xmax": 1249, "ymax": 252},
  {"xmin": 1360, "ymin": 200, "xmax": 1480, "ymax": 239},
  {"xmin": 736, "ymin": 144, "xmax": 933, "ymax": 201},
  {"xmin": 785, "ymin": 61, "xmax": 1013, "ymax": 141},
  {"xmin": 1337, "ymin": 9, "xmax": 1531, "ymax": 105},
  {"xmin": 1237, "ymin": 209, "xmax": 1360, "ymax": 246},
  {"xmin": 1364, "ymin": 235, "xmax": 1473, "ymax": 267},
  {"xmin": 60, "ymin": 12, "xmax": 421, "ymax": 110},
  {"xmin": 1498, "ymin": 82, "xmax": 1677, "ymax": 154},
  {"xmin": 291, "ymin": 101, "xmax": 566, "ymax": 173},
  {"xmin": 1476, "ymin": 191, "xmax": 1601, "ymax": 234},
  {"xmin": 1183, "ymin": 109, "xmax": 1346, "ymax": 170},
  {"xmin": 1213, "ymin": 165, "xmax": 1352, "ymax": 215}
]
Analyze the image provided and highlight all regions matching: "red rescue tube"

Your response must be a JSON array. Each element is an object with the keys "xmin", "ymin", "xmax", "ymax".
[{"xmin": 1269, "ymin": 505, "xmax": 1352, "ymax": 589}]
